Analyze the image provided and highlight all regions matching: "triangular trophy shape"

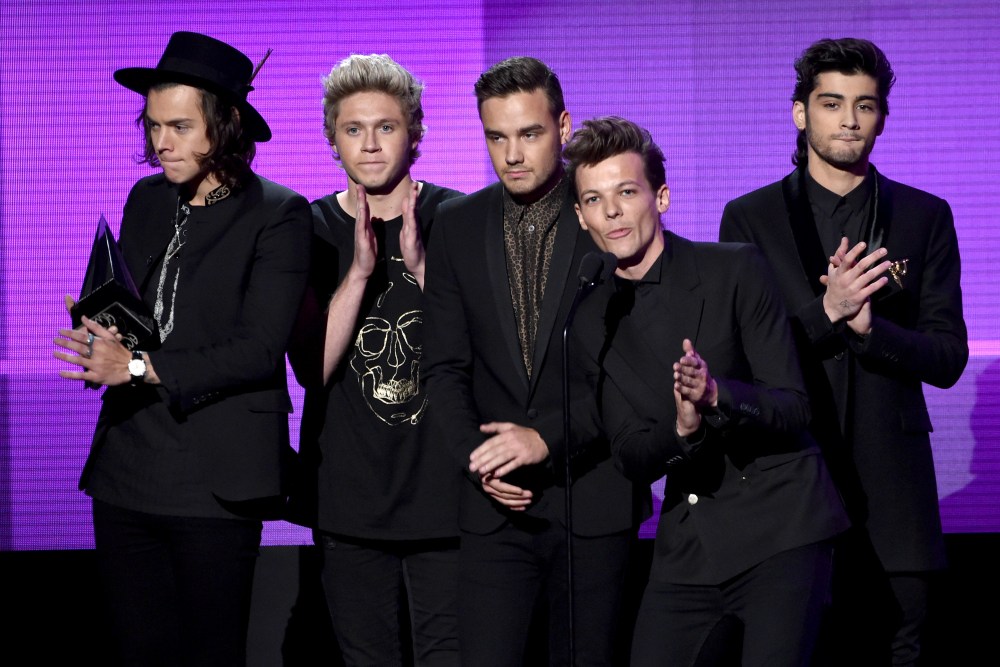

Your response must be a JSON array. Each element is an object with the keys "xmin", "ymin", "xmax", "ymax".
[{"xmin": 71, "ymin": 215, "xmax": 157, "ymax": 351}]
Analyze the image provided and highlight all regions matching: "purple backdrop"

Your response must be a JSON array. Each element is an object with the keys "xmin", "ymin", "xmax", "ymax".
[{"xmin": 3, "ymin": 1, "xmax": 998, "ymax": 550}]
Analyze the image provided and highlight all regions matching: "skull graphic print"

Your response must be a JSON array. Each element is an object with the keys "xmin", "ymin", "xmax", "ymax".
[{"xmin": 349, "ymin": 258, "xmax": 428, "ymax": 425}]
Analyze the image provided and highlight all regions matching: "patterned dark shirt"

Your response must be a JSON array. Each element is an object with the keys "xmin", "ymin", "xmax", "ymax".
[{"xmin": 502, "ymin": 177, "xmax": 569, "ymax": 378}]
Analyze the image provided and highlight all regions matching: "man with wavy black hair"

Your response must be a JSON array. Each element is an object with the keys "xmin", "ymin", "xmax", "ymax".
[
  {"xmin": 54, "ymin": 31, "xmax": 310, "ymax": 666},
  {"xmin": 721, "ymin": 37, "xmax": 967, "ymax": 665},
  {"xmin": 789, "ymin": 38, "xmax": 896, "ymax": 169}
]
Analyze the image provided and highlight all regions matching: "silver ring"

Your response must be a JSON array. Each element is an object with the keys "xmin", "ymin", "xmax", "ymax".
[{"xmin": 85, "ymin": 332, "xmax": 95, "ymax": 358}]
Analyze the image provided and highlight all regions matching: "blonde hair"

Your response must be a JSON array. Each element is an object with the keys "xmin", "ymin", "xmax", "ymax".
[{"xmin": 322, "ymin": 53, "xmax": 426, "ymax": 164}]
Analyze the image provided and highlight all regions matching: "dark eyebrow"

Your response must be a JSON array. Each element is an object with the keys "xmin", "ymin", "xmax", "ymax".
[
  {"xmin": 482, "ymin": 123, "xmax": 546, "ymax": 137},
  {"xmin": 816, "ymin": 92, "xmax": 879, "ymax": 103},
  {"xmin": 146, "ymin": 115, "xmax": 195, "ymax": 125},
  {"xmin": 579, "ymin": 180, "xmax": 642, "ymax": 198}
]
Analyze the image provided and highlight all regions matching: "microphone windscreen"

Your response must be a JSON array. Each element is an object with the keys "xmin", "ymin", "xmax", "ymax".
[
  {"xmin": 578, "ymin": 252, "xmax": 606, "ymax": 286},
  {"xmin": 598, "ymin": 252, "xmax": 617, "ymax": 280}
]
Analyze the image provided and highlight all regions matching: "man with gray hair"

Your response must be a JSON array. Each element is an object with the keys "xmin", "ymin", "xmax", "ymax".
[{"xmin": 289, "ymin": 53, "xmax": 462, "ymax": 666}]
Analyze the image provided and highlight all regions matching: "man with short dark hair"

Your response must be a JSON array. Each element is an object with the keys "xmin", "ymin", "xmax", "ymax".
[
  {"xmin": 288, "ymin": 53, "xmax": 462, "ymax": 666},
  {"xmin": 422, "ymin": 58, "xmax": 645, "ymax": 666},
  {"xmin": 567, "ymin": 115, "xmax": 849, "ymax": 666},
  {"xmin": 720, "ymin": 38, "xmax": 968, "ymax": 665},
  {"xmin": 53, "ymin": 31, "xmax": 311, "ymax": 666}
]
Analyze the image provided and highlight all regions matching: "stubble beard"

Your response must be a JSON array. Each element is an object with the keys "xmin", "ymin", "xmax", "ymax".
[
  {"xmin": 503, "ymin": 158, "xmax": 563, "ymax": 204},
  {"xmin": 806, "ymin": 124, "xmax": 872, "ymax": 171}
]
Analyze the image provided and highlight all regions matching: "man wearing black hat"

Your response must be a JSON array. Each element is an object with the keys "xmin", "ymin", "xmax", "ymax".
[{"xmin": 53, "ymin": 32, "xmax": 311, "ymax": 666}]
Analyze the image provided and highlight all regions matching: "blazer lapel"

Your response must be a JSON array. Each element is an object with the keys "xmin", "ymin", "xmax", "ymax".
[
  {"xmin": 127, "ymin": 188, "xmax": 180, "ymax": 293},
  {"xmin": 781, "ymin": 170, "xmax": 827, "ymax": 299},
  {"xmin": 577, "ymin": 279, "xmax": 667, "ymax": 420},
  {"xmin": 661, "ymin": 232, "xmax": 707, "ymax": 352},
  {"xmin": 866, "ymin": 167, "xmax": 890, "ymax": 252},
  {"xmin": 528, "ymin": 198, "xmax": 578, "ymax": 392},
  {"xmin": 869, "ymin": 169, "xmax": 904, "ymax": 302},
  {"xmin": 599, "ymin": 312, "xmax": 674, "ymax": 420},
  {"xmin": 483, "ymin": 187, "xmax": 530, "ymax": 393},
  {"xmin": 604, "ymin": 352, "xmax": 669, "ymax": 420}
]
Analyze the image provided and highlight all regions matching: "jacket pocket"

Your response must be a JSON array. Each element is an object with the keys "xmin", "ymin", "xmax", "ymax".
[{"xmin": 755, "ymin": 447, "xmax": 820, "ymax": 471}]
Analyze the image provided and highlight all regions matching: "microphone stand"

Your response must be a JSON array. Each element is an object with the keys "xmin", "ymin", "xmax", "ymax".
[
  {"xmin": 561, "ymin": 294, "xmax": 581, "ymax": 666},
  {"xmin": 561, "ymin": 251, "xmax": 612, "ymax": 665}
]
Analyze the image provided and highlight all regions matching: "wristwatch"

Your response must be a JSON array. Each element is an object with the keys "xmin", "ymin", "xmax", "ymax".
[{"xmin": 128, "ymin": 350, "xmax": 147, "ymax": 385}]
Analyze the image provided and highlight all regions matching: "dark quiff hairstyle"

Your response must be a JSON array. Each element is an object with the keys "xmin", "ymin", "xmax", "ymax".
[
  {"xmin": 563, "ymin": 116, "xmax": 666, "ymax": 199},
  {"xmin": 137, "ymin": 82, "xmax": 255, "ymax": 190},
  {"xmin": 474, "ymin": 56, "xmax": 565, "ymax": 119},
  {"xmin": 791, "ymin": 37, "xmax": 895, "ymax": 167}
]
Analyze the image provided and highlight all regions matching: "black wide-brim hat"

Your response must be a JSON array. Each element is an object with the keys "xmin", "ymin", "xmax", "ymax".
[{"xmin": 114, "ymin": 31, "xmax": 271, "ymax": 142}]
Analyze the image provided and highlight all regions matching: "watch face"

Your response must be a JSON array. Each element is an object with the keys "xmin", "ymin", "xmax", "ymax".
[{"xmin": 128, "ymin": 358, "xmax": 145, "ymax": 377}]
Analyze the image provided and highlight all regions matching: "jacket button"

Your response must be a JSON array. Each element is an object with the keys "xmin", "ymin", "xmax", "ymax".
[
  {"xmin": 526, "ymin": 409, "xmax": 538, "ymax": 419},
  {"xmin": 687, "ymin": 493, "xmax": 699, "ymax": 505}
]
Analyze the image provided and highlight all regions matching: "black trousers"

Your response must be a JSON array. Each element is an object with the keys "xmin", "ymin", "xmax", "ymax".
[
  {"xmin": 630, "ymin": 540, "xmax": 834, "ymax": 667},
  {"xmin": 812, "ymin": 527, "xmax": 935, "ymax": 667},
  {"xmin": 92, "ymin": 499, "xmax": 262, "ymax": 667},
  {"xmin": 458, "ymin": 518, "xmax": 633, "ymax": 667},
  {"xmin": 316, "ymin": 531, "xmax": 460, "ymax": 667}
]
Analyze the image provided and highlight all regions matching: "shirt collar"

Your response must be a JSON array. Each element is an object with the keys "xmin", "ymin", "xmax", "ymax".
[
  {"xmin": 804, "ymin": 166, "xmax": 875, "ymax": 218},
  {"xmin": 614, "ymin": 230, "xmax": 667, "ymax": 290},
  {"xmin": 502, "ymin": 174, "xmax": 569, "ymax": 222}
]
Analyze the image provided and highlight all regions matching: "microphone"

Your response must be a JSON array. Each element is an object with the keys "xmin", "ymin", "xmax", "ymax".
[
  {"xmin": 565, "ymin": 252, "xmax": 614, "ymax": 334},
  {"xmin": 577, "ymin": 251, "xmax": 616, "ymax": 289}
]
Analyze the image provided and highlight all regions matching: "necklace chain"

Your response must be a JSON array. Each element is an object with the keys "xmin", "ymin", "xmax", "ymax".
[{"xmin": 153, "ymin": 198, "xmax": 190, "ymax": 342}]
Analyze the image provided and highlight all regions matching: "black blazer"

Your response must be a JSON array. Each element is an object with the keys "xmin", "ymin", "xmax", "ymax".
[
  {"xmin": 574, "ymin": 232, "xmax": 849, "ymax": 584},
  {"xmin": 81, "ymin": 173, "xmax": 312, "ymax": 505},
  {"xmin": 422, "ymin": 182, "xmax": 647, "ymax": 536},
  {"xmin": 720, "ymin": 168, "xmax": 967, "ymax": 571}
]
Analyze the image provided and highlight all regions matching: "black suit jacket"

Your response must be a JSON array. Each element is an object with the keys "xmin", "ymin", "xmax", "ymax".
[
  {"xmin": 81, "ymin": 173, "xmax": 312, "ymax": 506},
  {"xmin": 720, "ymin": 168, "xmax": 968, "ymax": 571},
  {"xmin": 422, "ymin": 182, "xmax": 646, "ymax": 536},
  {"xmin": 574, "ymin": 232, "xmax": 849, "ymax": 584}
]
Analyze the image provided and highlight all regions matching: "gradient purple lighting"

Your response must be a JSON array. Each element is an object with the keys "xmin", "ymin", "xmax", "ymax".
[{"xmin": 4, "ymin": 1, "xmax": 998, "ymax": 550}]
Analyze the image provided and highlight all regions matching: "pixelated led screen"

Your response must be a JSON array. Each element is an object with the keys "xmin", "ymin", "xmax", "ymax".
[{"xmin": 3, "ymin": 1, "xmax": 998, "ymax": 549}]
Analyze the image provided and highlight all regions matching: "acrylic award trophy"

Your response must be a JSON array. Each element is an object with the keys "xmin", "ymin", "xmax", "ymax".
[{"xmin": 71, "ymin": 215, "xmax": 156, "ymax": 353}]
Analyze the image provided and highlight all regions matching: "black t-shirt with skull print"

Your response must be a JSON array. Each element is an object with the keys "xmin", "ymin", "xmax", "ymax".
[{"xmin": 298, "ymin": 182, "xmax": 463, "ymax": 540}]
